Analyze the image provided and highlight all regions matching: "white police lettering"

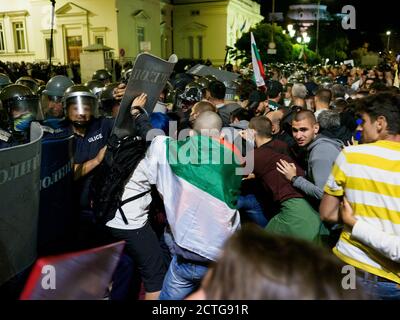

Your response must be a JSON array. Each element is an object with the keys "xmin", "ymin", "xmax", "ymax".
[
  {"xmin": 0, "ymin": 154, "xmax": 41, "ymax": 185},
  {"xmin": 88, "ymin": 133, "xmax": 103, "ymax": 143},
  {"xmin": 40, "ymin": 159, "xmax": 73, "ymax": 190}
]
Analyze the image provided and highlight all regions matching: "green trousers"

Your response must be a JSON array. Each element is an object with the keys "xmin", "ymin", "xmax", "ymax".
[{"xmin": 265, "ymin": 198, "xmax": 328, "ymax": 243}]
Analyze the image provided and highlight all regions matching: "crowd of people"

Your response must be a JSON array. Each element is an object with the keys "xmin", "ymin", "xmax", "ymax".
[{"xmin": 0, "ymin": 54, "xmax": 400, "ymax": 300}]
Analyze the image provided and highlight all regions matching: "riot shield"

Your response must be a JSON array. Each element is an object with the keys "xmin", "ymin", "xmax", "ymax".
[
  {"xmin": 0, "ymin": 122, "xmax": 43, "ymax": 286},
  {"xmin": 38, "ymin": 133, "xmax": 74, "ymax": 255},
  {"xmin": 186, "ymin": 64, "xmax": 240, "ymax": 83},
  {"xmin": 112, "ymin": 53, "xmax": 178, "ymax": 138},
  {"xmin": 20, "ymin": 241, "xmax": 125, "ymax": 300}
]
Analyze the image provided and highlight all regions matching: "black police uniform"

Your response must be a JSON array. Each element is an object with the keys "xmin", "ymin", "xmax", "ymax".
[{"xmin": 73, "ymin": 116, "xmax": 114, "ymax": 212}]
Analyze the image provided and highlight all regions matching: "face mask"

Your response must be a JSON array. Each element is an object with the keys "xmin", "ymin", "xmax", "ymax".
[{"xmin": 14, "ymin": 113, "xmax": 34, "ymax": 132}]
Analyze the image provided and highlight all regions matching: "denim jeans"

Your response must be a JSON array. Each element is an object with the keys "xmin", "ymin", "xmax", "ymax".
[
  {"xmin": 357, "ymin": 275, "xmax": 400, "ymax": 300},
  {"xmin": 159, "ymin": 255, "xmax": 209, "ymax": 300},
  {"xmin": 237, "ymin": 194, "xmax": 268, "ymax": 228}
]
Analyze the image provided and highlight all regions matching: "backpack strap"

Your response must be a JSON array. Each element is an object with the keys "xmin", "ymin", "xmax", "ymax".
[{"xmin": 117, "ymin": 189, "xmax": 152, "ymax": 225}]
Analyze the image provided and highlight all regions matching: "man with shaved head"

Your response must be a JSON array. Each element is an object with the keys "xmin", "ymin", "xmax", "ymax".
[
  {"xmin": 193, "ymin": 110, "xmax": 222, "ymax": 134},
  {"xmin": 276, "ymin": 110, "xmax": 343, "ymax": 245},
  {"xmin": 144, "ymin": 109, "xmax": 242, "ymax": 300}
]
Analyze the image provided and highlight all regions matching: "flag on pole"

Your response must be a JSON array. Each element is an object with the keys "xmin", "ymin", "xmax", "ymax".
[{"xmin": 250, "ymin": 32, "xmax": 266, "ymax": 87}]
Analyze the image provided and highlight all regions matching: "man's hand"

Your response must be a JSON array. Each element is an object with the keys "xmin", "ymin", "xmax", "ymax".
[
  {"xmin": 339, "ymin": 197, "xmax": 357, "ymax": 228},
  {"xmin": 113, "ymin": 83, "xmax": 126, "ymax": 101},
  {"xmin": 276, "ymin": 159, "xmax": 297, "ymax": 181},
  {"xmin": 130, "ymin": 93, "xmax": 147, "ymax": 117}
]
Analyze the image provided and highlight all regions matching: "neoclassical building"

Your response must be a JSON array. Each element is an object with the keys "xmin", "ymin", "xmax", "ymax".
[{"xmin": 0, "ymin": 0, "xmax": 263, "ymax": 65}]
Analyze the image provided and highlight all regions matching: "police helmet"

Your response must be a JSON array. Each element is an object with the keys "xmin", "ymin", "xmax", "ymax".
[
  {"xmin": 43, "ymin": 75, "xmax": 75, "ymax": 97},
  {"xmin": 92, "ymin": 69, "xmax": 112, "ymax": 84},
  {"xmin": 64, "ymin": 85, "xmax": 98, "ymax": 127},
  {"xmin": 0, "ymin": 84, "xmax": 39, "ymax": 132},
  {"xmin": 0, "ymin": 73, "xmax": 12, "ymax": 89},
  {"xmin": 15, "ymin": 76, "xmax": 39, "ymax": 94},
  {"xmin": 99, "ymin": 82, "xmax": 120, "ymax": 117},
  {"xmin": 121, "ymin": 68, "xmax": 132, "ymax": 83},
  {"xmin": 178, "ymin": 82, "xmax": 203, "ymax": 103},
  {"xmin": 85, "ymin": 79, "xmax": 104, "ymax": 97},
  {"xmin": 41, "ymin": 76, "xmax": 75, "ymax": 119}
]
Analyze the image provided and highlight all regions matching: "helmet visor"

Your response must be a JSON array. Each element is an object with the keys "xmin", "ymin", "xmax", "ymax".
[
  {"xmin": 66, "ymin": 95, "xmax": 97, "ymax": 124},
  {"xmin": 7, "ymin": 96, "xmax": 39, "ymax": 120}
]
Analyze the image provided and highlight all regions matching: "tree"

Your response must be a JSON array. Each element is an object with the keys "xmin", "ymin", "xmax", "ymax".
[
  {"xmin": 230, "ymin": 23, "xmax": 293, "ymax": 66},
  {"xmin": 317, "ymin": 20, "xmax": 349, "ymax": 62}
]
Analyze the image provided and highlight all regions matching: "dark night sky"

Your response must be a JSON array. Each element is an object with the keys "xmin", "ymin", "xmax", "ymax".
[
  {"xmin": 260, "ymin": 0, "xmax": 399, "ymax": 51},
  {"xmin": 261, "ymin": 0, "xmax": 398, "ymax": 33}
]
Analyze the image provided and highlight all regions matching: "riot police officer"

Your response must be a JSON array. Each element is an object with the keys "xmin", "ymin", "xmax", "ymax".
[
  {"xmin": 64, "ymin": 85, "xmax": 114, "ymax": 248},
  {"xmin": 41, "ymin": 75, "xmax": 74, "ymax": 130},
  {"xmin": 0, "ymin": 84, "xmax": 39, "ymax": 148}
]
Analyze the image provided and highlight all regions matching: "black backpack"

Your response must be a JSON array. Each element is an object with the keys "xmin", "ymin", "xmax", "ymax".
[{"xmin": 90, "ymin": 133, "xmax": 149, "ymax": 225}]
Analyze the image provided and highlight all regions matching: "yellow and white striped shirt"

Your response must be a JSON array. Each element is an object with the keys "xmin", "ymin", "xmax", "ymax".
[{"xmin": 324, "ymin": 140, "xmax": 400, "ymax": 284}]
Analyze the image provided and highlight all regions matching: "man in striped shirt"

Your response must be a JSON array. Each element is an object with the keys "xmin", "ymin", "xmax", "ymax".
[{"xmin": 320, "ymin": 93, "xmax": 400, "ymax": 299}]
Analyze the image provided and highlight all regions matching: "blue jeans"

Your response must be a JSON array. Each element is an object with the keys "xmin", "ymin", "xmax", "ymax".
[
  {"xmin": 159, "ymin": 255, "xmax": 209, "ymax": 300},
  {"xmin": 237, "ymin": 194, "xmax": 268, "ymax": 228},
  {"xmin": 357, "ymin": 276, "xmax": 400, "ymax": 300}
]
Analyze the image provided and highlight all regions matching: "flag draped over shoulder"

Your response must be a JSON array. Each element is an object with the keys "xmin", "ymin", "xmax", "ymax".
[
  {"xmin": 147, "ymin": 135, "xmax": 242, "ymax": 261},
  {"xmin": 251, "ymin": 32, "xmax": 266, "ymax": 87}
]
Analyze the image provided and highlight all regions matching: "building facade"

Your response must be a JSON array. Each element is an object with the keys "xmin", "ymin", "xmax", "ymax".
[{"xmin": 0, "ymin": 0, "xmax": 262, "ymax": 66}]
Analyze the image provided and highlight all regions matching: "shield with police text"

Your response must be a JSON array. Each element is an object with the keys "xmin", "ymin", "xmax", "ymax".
[
  {"xmin": 0, "ymin": 122, "xmax": 43, "ymax": 286},
  {"xmin": 38, "ymin": 133, "xmax": 74, "ymax": 255},
  {"xmin": 112, "ymin": 53, "xmax": 178, "ymax": 138}
]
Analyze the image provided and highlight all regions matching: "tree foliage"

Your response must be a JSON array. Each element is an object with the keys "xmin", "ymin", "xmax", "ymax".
[{"xmin": 229, "ymin": 23, "xmax": 293, "ymax": 66}]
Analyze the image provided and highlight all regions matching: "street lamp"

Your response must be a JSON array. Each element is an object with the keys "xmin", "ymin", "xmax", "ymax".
[
  {"xmin": 386, "ymin": 31, "xmax": 391, "ymax": 51},
  {"xmin": 297, "ymin": 32, "xmax": 311, "ymax": 60},
  {"xmin": 287, "ymin": 24, "xmax": 296, "ymax": 38}
]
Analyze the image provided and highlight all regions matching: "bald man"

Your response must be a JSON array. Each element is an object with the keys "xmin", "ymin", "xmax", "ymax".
[{"xmin": 144, "ymin": 109, "xmax": 242, "ymax": 300}]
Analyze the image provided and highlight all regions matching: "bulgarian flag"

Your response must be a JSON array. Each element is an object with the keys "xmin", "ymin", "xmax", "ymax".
[
  {"xmin": 251, "ymin": 32, "xmax": 266, "ymax": 87},
  {"xmin": 146, "ymin": 135, "xmax": 242, "ymax": 261}
]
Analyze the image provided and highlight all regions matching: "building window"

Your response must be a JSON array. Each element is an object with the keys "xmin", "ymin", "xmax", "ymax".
[
  {"xmin": 0, "ymin": 23, "xmax": 5, "ymax": 52},
  {"xmin": 137, "ymin": 26, "xmax": 145, "ymax": 49},
  {"xmin": 45, "ymin": 38, "xmax": 54, "ymax": 59},
  {"xmin": 95, "ymin": 36, "xmax": 104, "ymax": 45},
  {"xmin": 197, "ymin": 36, "xmax": 203, "ymax": 59},
  {"xmin": 13, "ymin": 22, "xmax": 26, "ymax": 51},
  {"xmin": 188, "ymin": 36, "xmax": 194, "ymax": 59},
  {"xmin": 14, "ymin": 22, "xmax": 26, "ymax": 51}
]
